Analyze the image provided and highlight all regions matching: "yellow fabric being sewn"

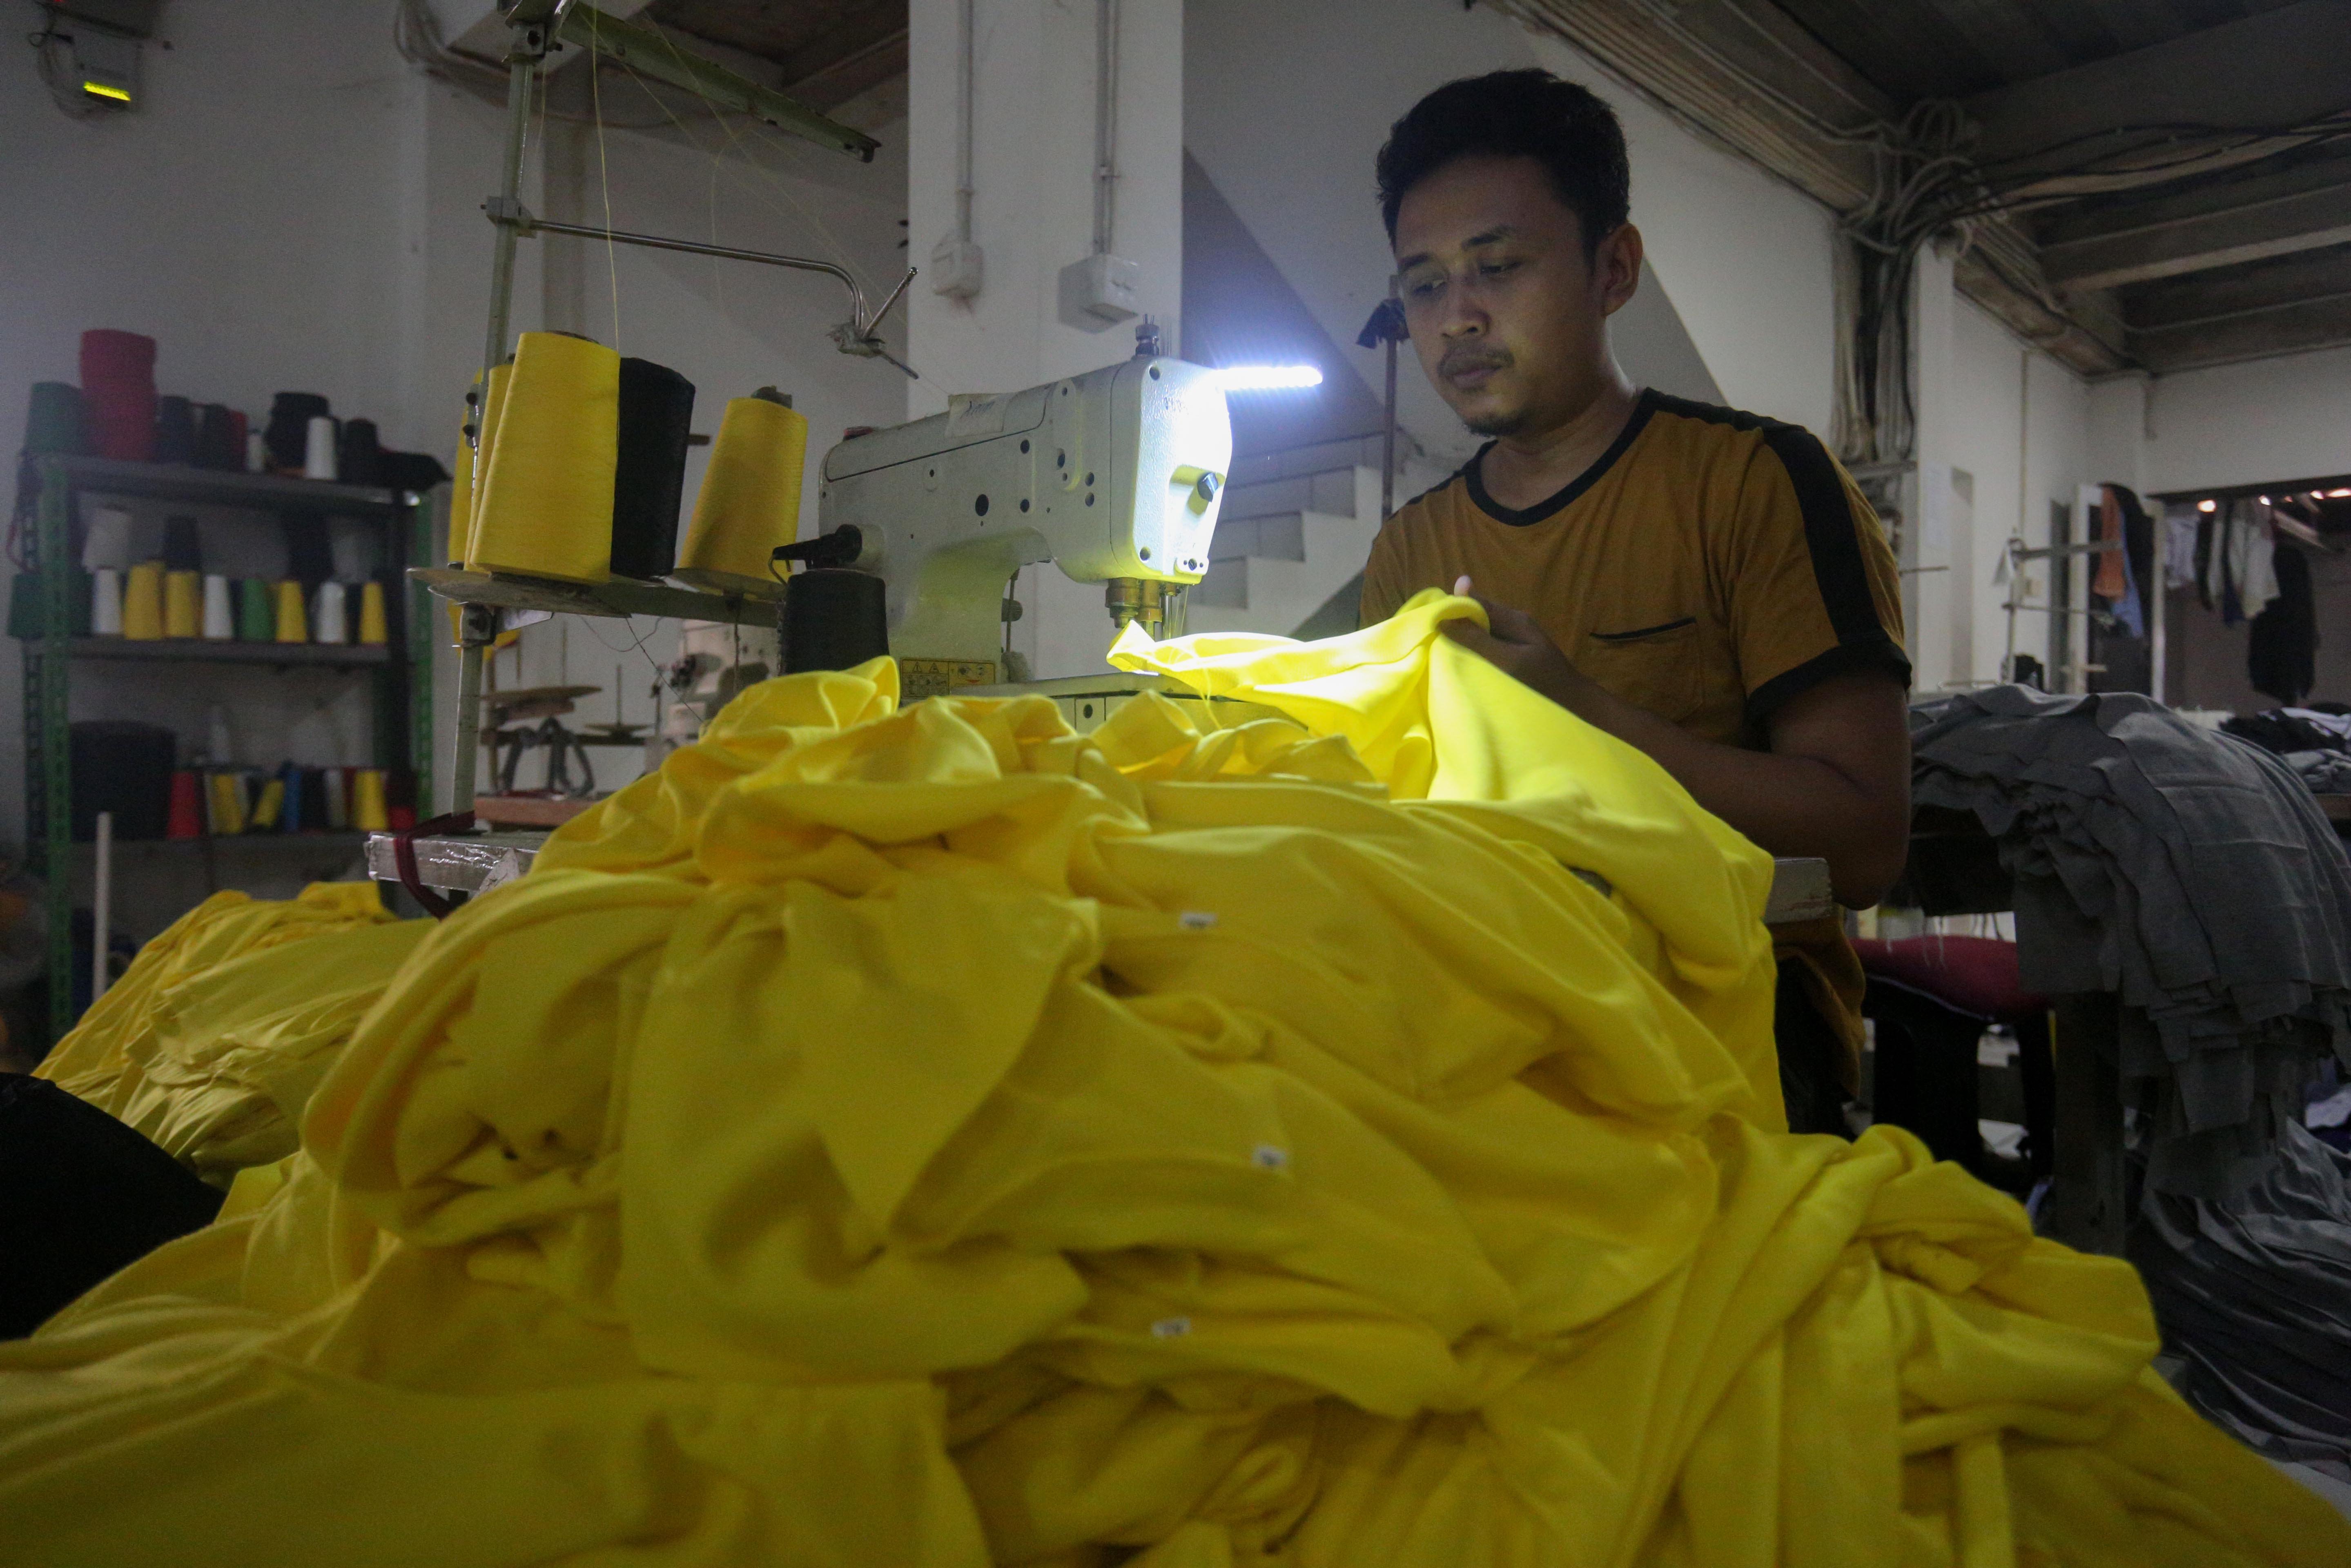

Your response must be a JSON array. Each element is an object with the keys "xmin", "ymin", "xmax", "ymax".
[{"xmin": 2, "ymin": 590, "xmax": 2342, "ymax": 1567}]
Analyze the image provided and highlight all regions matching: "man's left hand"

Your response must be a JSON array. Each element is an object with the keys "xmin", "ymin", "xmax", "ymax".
[{"xmin": 1439, "ymin": 576, "xmax": 1592, "ymax": 710}]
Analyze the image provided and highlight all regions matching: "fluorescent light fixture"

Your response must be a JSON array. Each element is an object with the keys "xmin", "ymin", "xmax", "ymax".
[
  {"xmin": 1209, "ymin": 365, "xmax": 1323, "ymax": 392},
  {"xmin": 2197, "ymin": 499, "xmax": 2217, "ymax": 512},
  {"xmin": 2327, "ymin": 488, "xmax": 2351, "ymax": 499},
  {"xmin": 81, "ymin": 80, "xmax": 130, "ymax": 102},
  {"xmin": 2258, "ymin": 494, "xmax": 2271, "ymax": 505}
]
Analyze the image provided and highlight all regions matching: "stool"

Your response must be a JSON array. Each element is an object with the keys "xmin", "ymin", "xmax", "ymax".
[{"xmin": 1853, "ymin": 936, "xmax": 2052, "ymax": 1192}]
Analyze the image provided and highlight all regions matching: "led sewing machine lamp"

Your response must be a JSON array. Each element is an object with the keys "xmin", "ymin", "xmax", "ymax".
[{"xmin": 32, "ymin": 0, "xmax": 164, "ymax": 118}]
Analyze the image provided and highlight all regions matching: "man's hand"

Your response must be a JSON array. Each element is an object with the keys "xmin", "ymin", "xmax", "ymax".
[
  {"xmin": 1439, "ymin": 576, "xmax": 1595, "ymax": 710},
  {"xmin": 1433, "ymin": 575, "xmax": 1910, "ymax": 908}
]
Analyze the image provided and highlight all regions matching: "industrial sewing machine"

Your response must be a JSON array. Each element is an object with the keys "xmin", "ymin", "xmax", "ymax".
[{"xmin": 789, "ymin": 349, "xmax": 1243, "ymax": 730}]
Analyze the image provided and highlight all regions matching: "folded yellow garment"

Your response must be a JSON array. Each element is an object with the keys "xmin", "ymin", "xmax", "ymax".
[
  {"xmin": 37, "ymin": 883, "xmax": 417, "ymax": 1185},
  {"xmin": 2, "ymin": 592, "xmax": 2340, "ymax": 1567}
]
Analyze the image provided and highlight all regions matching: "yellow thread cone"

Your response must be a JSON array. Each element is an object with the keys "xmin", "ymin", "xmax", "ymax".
[
  {"xmin": 352, "ymin": 768, "xmax": 389, "ymax": 832},
  {"xmin": 207, "ymin": 771, "xmax": 246, "ymax": 835},
  {"xmin": 251, "ymin": 776, "xmax": 285, "ymax": 831},
  {"xmin": 674, "ymin": 394, "xmax": 806, "ymax": 595},
  {"xmin": 358, "ymin": 580, "xmax": 388, "ymax": 645},
  {"xmin": 163, "ymin": 570, "xmax": 201, "ymax": 639},
  {"xmin": 121, "ymin": 561, "xmax": 164, "ymax": 641},
  {"xmin": 469, "ymin": 335, "xmax": 615, "ymax": 582},
  {"xmin": 274, "ymin": 580, "xmax": 308, "ymax": 644}
]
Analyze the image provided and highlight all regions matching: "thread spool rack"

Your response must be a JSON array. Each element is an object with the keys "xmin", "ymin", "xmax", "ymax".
[{"xmin": 19, "ymin": 453, "xmax": 432, "ymax": 1042}]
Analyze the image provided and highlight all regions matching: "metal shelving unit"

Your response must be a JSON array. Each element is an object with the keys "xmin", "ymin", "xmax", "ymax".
[{"xmin": 22, "ymin": 453, "xmax": 433, "ymax": 1039}]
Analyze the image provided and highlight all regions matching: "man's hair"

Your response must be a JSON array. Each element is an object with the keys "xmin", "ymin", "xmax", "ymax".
[{"xmin": 1375, "ymin": 69, "xmax": 1630, "ymax": 254}]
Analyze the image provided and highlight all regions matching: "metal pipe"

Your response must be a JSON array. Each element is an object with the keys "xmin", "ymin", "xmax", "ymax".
[
  {"xmin": 956, "ymin": 0, "xmax": 975, "ymax": 245},
  {"xmin": 1092, "ymin": 0, "xmax": 1119, "ymax": 256},
  {"xmin": 513, "ymin": 213, "xmax": 912, "ymax": 342},
  {"xmin": 480, "ymin": 37, "xmax": 542, "ymax": 401},
  {"xmin": 90, "ymin": 811, "xmax": 111, "ymax": 1003},
  {"xmin": 452, "ymin": 613, "xmax": 492, "ymax": 811}
]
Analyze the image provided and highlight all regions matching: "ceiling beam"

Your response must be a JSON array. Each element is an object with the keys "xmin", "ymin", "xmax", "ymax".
[
  {"xmin": 2041, "ymin": 157, "xmax": 2351, "ymax": 290},
  {"xmin": 2130, "ymin": 291, "xmax": 2351, "ymax": 372},
  {"xmin": 2121, "ymin": 244, "xmax": 2351, "ymax": 329},
  {"xmin": 1961, "ymin": 0, "xmax": 2351, "ymax": 172}
]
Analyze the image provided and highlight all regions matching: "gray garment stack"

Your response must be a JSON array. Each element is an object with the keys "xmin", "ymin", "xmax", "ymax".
[{"xmin": 1910, "ymin": 685, "xmax": 2351, "ymax": 1199}]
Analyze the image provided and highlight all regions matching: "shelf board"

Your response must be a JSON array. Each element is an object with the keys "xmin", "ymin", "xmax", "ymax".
[
  {"xmin": 413, "ymin": 566, "xmax": 778, "ymax": 628},
  {"xmin": 40, "ymin": 455, "xmax": 412, "ymax": 517},
  {"xmin": 65, "ymin": 636, "xmax": 390, "ymax": 667},
  {"xmin": 73, "ymin": 831, "xmax": 371, "ymax": 853}
]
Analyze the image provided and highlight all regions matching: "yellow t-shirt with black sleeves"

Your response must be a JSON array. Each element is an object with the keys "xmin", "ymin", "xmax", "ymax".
[
  {"xmin": 1359, "ymin": 390, "xmax": 1909, "ymax": 1077},
  {"xmin": 1359, "ymin": 389, "xmax": 1909, "ymax": 747}
]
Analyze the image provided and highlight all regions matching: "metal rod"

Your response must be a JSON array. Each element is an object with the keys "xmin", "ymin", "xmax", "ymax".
[
  {"xmin": 453, "ymin": 630, "xmax": 488, "ymax": 811},
  {"xmin": 955, "ymin": 0, "xmax": 975, "ymax": 245},
  {"xmin": 1091, "ymin": 0, "xmax": 1119, "ymax": 256},
  {"xmin": 512, "ymin": 213, "xmax": 913, "ymax": 342},
  {"xmin": 480, "ymin": 38, "xmax": 541, "ymax": 395},
  {"xmin": 2010, "ymin": 539, "xmax": 2123, "ymax": 560},
  {"xmin": 90, "ymin": 811, "xmax": 111, "ymax": 1003}
]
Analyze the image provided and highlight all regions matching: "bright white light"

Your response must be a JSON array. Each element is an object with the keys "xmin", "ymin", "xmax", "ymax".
[
  {"xmin": 2258, "ymin": 495, "xmax": 2272, "ymax": 505},
  {"xmin": 1209, "ymin": 365, "xmax": 1323, "ymax": 392},
  {"xmin": 2327, "ymin": 488, "xmax": 2351, "ymax": 499},
  {"xmin": 2197, "ymin": 499, "xmax": 2217, "ymax": 512}
]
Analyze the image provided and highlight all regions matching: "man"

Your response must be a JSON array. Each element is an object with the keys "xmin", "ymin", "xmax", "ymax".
[{"xmin": 1358, "ymin": 70, "xmax": 1911, "ymax": 1133}]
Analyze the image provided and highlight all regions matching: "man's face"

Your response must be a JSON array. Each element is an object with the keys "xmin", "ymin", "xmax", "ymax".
[{"xmin": 1391, "ymin": 155, "xmax": 1634, "ymax": 437}]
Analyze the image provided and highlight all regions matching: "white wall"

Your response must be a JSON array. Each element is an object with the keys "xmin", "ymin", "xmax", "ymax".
[
  {"xmin": 1183, "ymin": 0, "xmax": 1842, "ymax": 482},
  {"xmin": 1942, "ymin": 296, "xmax": 2093, "ymax": 690},
  {"xmin": 2140, "ymin": 345, "xmax": 2351, "ymax": 494},
  {"xmin": 0, "ymin": 1, "xmax": 909, "ymax": 851}
]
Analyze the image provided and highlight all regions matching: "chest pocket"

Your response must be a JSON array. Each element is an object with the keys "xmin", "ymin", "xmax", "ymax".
[{"xmin": 1581, "ymin": 614, "xmax": 1705, "ymax": 723}]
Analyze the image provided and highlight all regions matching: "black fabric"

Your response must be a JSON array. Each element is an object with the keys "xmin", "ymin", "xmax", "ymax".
[
  {"xmin": 2225, "ymin": 709, "xmax": 2350, "ymax": 755},
  {"xmin": 263, "ymin": 392, "xmax": 330, "ymax": 472},
  {"xmin": 608, "ymin": 359, "xmax": 696, "ymax": 580},
  {"xmin": 2249, "ymin": 541, "xmax": 2317, "ymax": 706},
  {"xmin": 161, "ymin": 514, "xmax": 202, "ymax": 573},
  {"xmin": 1462, "ymin": 390, "xmax": 1659, "ymax": 526},
  {"xmin": 193, "ymin": 404, "xmax": 241, "ymax": 471},
  {"xmin": 1774, "ymin": 958, "xmax": 1850, "ymax": 1137},
  {"xmin": 336, "ymin": 418, "xmax": 384, "ymax": 489},
  {"xmin": 0, "ymin": 1074, "xmax": 223, "ymax": 1339},
  {"xmin": 2195, "ymin": 508, "xmax": 2215, "ymax": 611},
  {"xmin": 377, "ymin": 450, "xmax": 452, "ymax": 495},
  {"xmin": 282, "ymin": 513, "xmax": 333, "ymax": 592},
  {"xmin": 150, "ymin": 396, "xmax": 197, "ymax": 466}
]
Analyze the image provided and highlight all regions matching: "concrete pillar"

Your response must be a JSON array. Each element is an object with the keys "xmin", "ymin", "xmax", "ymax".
[
  {"xmin": 1907, "ymin": 240, "xmax": 1960, "ymax": 691},
  {"xmin": 906, "ymin": 0, "xmax": 1185, "ymax": 677}
]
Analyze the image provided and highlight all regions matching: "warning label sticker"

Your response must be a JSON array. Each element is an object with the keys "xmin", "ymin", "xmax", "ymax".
[{"xmin": 899, "ymin": 659, "xmax": 998, "ymax": 702}]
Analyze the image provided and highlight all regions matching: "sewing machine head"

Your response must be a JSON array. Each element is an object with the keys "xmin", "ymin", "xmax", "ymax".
[{"xmin": 809, "ymin": 355, "xmax": 1230, "ymax": 695}]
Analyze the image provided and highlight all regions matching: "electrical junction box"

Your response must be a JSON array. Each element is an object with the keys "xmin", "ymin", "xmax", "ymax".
[
  {"xmin": 1070, "ymin": 252, "xmax": 1140, "ymax": 323},
  {"xmin": 930, "ymin": 236, "xmax": 985, "ymax": 301}
]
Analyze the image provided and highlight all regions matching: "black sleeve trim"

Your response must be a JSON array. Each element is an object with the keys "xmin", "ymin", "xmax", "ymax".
[
  {"xmin": 1747, "ymin": 637, "xmax": 1912, "ymax": 723},
  {"xmin": 1760, "ymin": 423, "xmax": 1885, "ymax": 647}
]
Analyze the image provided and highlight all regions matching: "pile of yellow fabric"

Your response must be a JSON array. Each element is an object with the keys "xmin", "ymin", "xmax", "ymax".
[
  {"xmin": 3, "ymin": 592, "xmax": 2341, "ymax": 1566},
  {"xmin": 35, "ymin": 882, "xmax": 425, "ymax": 1185}
]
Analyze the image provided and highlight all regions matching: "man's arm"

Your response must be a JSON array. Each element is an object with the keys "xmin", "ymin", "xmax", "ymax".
[{"xmin": 1442, "ymin": 592, "xmax": 1911, "ymax": 907}]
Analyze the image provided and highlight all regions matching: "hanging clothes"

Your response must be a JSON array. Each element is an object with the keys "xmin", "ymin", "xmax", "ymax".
[
  {"xmin": 2166, "ymin": 502, "xmax": 2201, "ymax": 592},
  {"xmin": 2249, "ymin": 541, "xmax": 2317, "ymax": 706},
  {"xmin": 2093, "ymin": 485, "xmax": 2130, "ymax": 601},
  {"xmin": 2224, "ymin": 500, "xmax": 2281, "ymax": 627}
]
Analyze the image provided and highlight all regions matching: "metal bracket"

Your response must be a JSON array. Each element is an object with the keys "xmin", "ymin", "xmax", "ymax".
[{"xmin": 484, "ymin": 198, "xmax": 917, "ymax": 373}]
